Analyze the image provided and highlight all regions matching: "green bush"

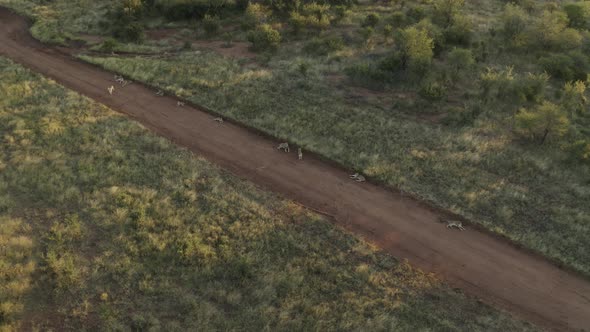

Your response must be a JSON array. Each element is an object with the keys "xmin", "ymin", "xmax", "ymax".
[
  {"xmin": 99, "ymin": 38, "xmax": 120, "ymax": 53},
  {"xmin": 563, "ymin": 2, "xmax": 590, "ymax": 30},
  {"xmin": 406, "ymin": 5, "xmax": 427, "ymax": 24},
  {"xmin": 500, "ymin": 3, "xmax": 528, "ymax": 47},
  {"xmin": 235, "ymin": 0, "xmax": 250, "ymax": 12},
  {"xmin": 202, "ymin": 14, "xmax": 220, "ymax": 36},
  {"xmin": 444, "ymin": 14, "xmax": 472, "ymax": 45},
  {"xmin": 447, "ymin": 48, "xmax": 474, "ymax": 72},
  {"xmin": 393, "ymin": 26, "xmax": 434, "ymax": 77},
  {"xmin": 515, "ymin": 101, "xmax": 570, "ymax": 144},
  {"xmin": 414, "ymin": 19, "xmax": 446, "ymax": 55},
  {"xmin": 362, "ymin": 13, "xmax": 380, "ymax": 28},
  {"xmin": 539, "ymin": 51, "xmax": 590, "ymax": 81},
  {"xmin": 289, "ymin": 4, "xmax": 331, "ymax": 34},
  {"xmin": 419, "ymin": 79, "xmax": 447, "ymax": 101},
  {"xmin": 332, "ymin": 5, "xmax": 349, "ymax": 25},
  {"xmin": 432, "ymin": 0, "xmax": 465, "ymax": 27},
  {"xmin": 561, "ymin": 80, "xmax": 587, "ymax": 115},
  {"xmin": 568, "ymin": 140, "xmax": 590, "ymax": 165},
  {"xmin": 389, "ymin": 11, "xmax": 406, "ymax": 28},
  {"xmin": 512, "ymin": 72, "xmax": 549, "ymax": 103},
  {"xmin": 155, "ymin": 0, "xmax": 230, "ymax": 20},
  {"xmin": 247, "ymin": 24, "xmax": 281, "ymax": 51},
  {"xmin": 379, "ymin": 53, "xmax": 403, "ymax": 73},
  {"xmin": 243, "ymin": 3, "xmax": 272, "ymax": 30},
  {"xmin": 114, "ymin": 21, "xmax": 144, "ymax": 43},
  {"xmin": 303, "ymin": 36, "xmax": 344, "ymax": 55},
  {"xmin": 532, "ymin": 10, "xmax": 582, "ymax": 50},
  {"xmin": 383, "ymin": 24, "xmax": 393, "ymax": 40}
]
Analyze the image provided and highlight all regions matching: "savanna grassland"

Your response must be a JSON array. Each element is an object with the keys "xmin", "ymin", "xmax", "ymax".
[
  {"xmin": 3, "ymin": 0, "xmax": 587, "ymax": 276},
  {"xmin": 0, "ymin": 57, "xmax": 540, "ymax": 331}
]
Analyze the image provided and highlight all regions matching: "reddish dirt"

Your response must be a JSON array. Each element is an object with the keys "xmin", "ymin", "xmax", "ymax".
[
  {"xmin": 1, "ymin": 8, "xmax": 590, "ymax": 331},
  {"xmin": 145, "ymin": 28, "xmax": 178, "ymax": 41}
]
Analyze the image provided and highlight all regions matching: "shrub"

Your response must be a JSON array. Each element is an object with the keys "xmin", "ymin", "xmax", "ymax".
[
  {"xmin": 447, "ymin": 47, "xmax": 474, "ymax": 82},
  {"xmin": 114, "ymin": 21, "xmax": 144, "ymax": 43},
  {"xmin": 155, "ymin": 0, "xmax": 230, "ymax": 20},
  {"xmin": 532, "ymin": 10, "xmax": 582, "ymax": 50},
  {"xmin": 332, "ymin": 5, "xmax": 349, "ymax": 25},
  {"xmin": 414, "ymin": 19, "xmax": 445, "ymax": 55},
  {"xmin": 99, "ymin": 38, "xmax": 119, "ymax": 53},
  {"xmin": 244, "ymin": 3, "xmax": 272, "ymax": 29},
  {"xmin": 504, "ymin": 73, "xmax": 549, "ymax": 103},
  {"xmin": 395, "ymin": 26, "xmax": 434, "ymax": 76},
  {"xmin": 539, "ymin": 51, "xmax": 589, "ymax": 81},
  {"xmin": 289, "ymin": 4, "xmax": 331, "ymax": 33},
  {"xmin": 360, "ymin": 27, "xmax": 375, "ymax": 48},
  {"xmin": 110, "ymin": 0, "xmax": 146, "ymax": 42},
  {"xmin": 383, "ymin": 24, "xmax": 393, "ymax": 40},
  {"xmin": 289, "ymin": 12, "xmax": 306, "ymax": 34},
  {"xmin": 447, "ymin": 48, "xmax": 474, "ymax": 72},
  {"xmin": 432, "ymin": 0, "xmax": 465, "ymax": 27},
  {"xmin": 303, "ymin": 36, "xmax": 344, "ymax": 55},
  {"xmin": 406, "ymin": 5, "xmax": 427, "ymax": 24},
  {"xmin": 235, "ymin": 0, "xmax": 250, "ymax": 12},
  {"xmin": 247, "ymin": 24, "xmax": 281, "ymax": 51},
  {"xmin": 561, "ymin": 81, "xmax": 587, "ymax": 115},
  {"xmin": 182, "ymin": 40, "xmax": 192, "ymax": 50},
  {"xmin": 202, "ymin": 14, "xmax": 220, "ymax": 36},
  {"xmin": 122, "ymin": 0, "xmax": 145, "ymax": 20},
  {"xmin": 362, "ymin": 13, "xmax": 380, "ymax": 28},
  {"xmin": 297, "ymin": 61, "xmax": 311, "ymax": 76},
  {"xmin": 568, "ymin": 140, "xmax": 590, "ymax": 165},
  {"xmin": 540, "ymin": 53, "xmax": 575, "ymax": 81},
  {"xmin": 563, "ymin": 2, "xmax": 590, "ymax": 30},
  {"xmin": 389, "ymin": 11, "xmax": 406, "ymax": 27},
  {"xmin": 501, "ymin": 3, "xmax": 528, "ymax": 47},
  {"xmin": 511, "ymin": 72, "xmax": 549, "ymax": 103},
  {"xmin": 515, "ymin": 101, "xmax": 570, "ymax": 144},
  {"xmin": 444, "ymin": 14, "xmax": 472, "ymax": 45},
  {"xmin": 479, "ymin": 66, "xmax": 515, "ymax": 102},
  {"xmin": 479, "ymin": 67, "xmax": 549, "ymax": 104},
  {"xmin": 419, "ymin": 79, "xmax": 447, "ymax": 101}
]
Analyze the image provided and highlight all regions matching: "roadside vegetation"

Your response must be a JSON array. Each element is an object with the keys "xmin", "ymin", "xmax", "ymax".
[
  {"xmin": 1, "ymin": 0, "xmax": 589, "ymax": 275},
  {"xmin": 0, "ymin": 57, "xmax": 536, "ymax": 331}
]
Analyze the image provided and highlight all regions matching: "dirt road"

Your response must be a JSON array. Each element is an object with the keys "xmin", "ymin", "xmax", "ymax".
[{"xmin": 1, "ymin": 8, "xmax": 589, "ymax": 331}]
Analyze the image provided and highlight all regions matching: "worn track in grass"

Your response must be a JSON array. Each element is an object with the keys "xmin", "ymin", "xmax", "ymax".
[{"xmin": 1, "ymin": 8, "xmax": 589, "ymax": 331}]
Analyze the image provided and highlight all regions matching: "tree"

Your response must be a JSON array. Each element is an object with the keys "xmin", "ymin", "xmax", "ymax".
[
  {"xmin": 539, "ymin": 51, "xmax": 590, "ymax": 82},
  {"xmin": 247, "ymin": 24, "xmax": 281, "ymax": 51},
  {"xmin": 445, "ymin": 13, "xmax": 473, "ymax": 45},
  {"xmin": 122, "ymin": 0, "xmax": 143, "ymax": 18},
  {"xmin": 515, "ymin": 101, "xmax": 570, "ymax": 144},
  {"xmin": 414, "ymin": 18, "xmax": 445, "ymax": 54},
  {"xmin": 397, "ymin": 26, "xmax": 434, "ymax": 75},
  {"xmin": 501, "ymin": 3, "xmax": 528, "ymax": 46},
  {"xmin": 532, "ymin": 10, "xmax": 582, "ymax": 50},
  {"xmin": 362, "ymin": 13, "xmax": 380, "ymax": 28},
  {"xmin": 432, "ymin": 0, "xmax": 465, "ymax": 27},
  {"xmin": 447, "ymin": 47, "xmax": 474, "ymax": 82},
  {"xmin": 563, "ymin": 2, "xmax": 590, "ymax": 30},
  {"xmin": 561, "ymin": 81, "xmax": 587, "ymax": 115}
]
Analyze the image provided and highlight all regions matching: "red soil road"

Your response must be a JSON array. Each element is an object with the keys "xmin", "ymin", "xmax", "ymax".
[{"xmin": 1, "ymin": 8, "xmax": 589, "ymax": 331}]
